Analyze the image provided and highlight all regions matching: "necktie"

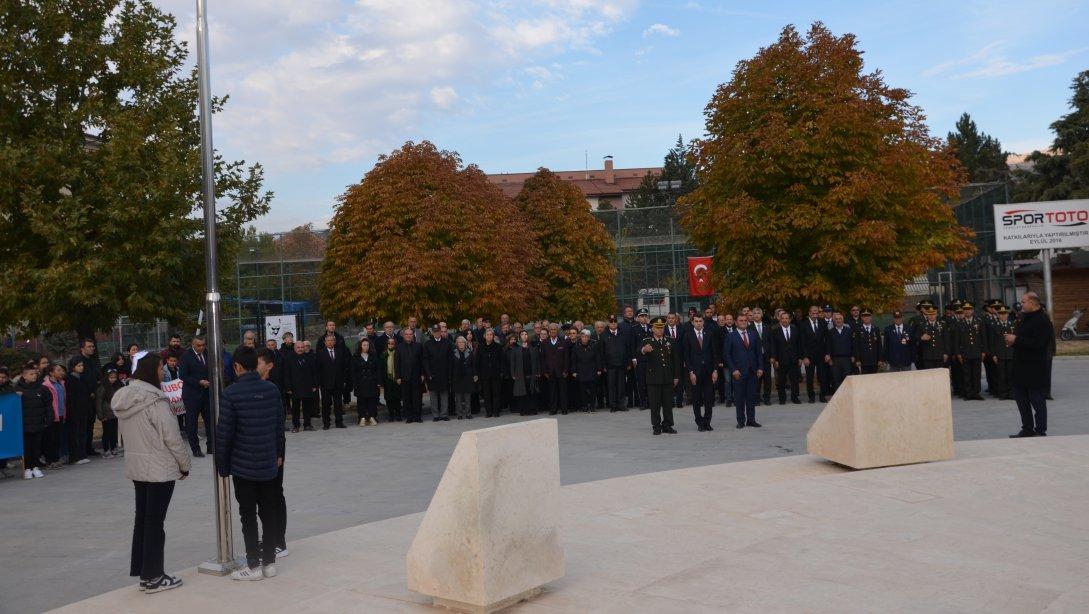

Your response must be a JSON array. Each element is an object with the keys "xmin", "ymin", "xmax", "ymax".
[
  {"xmin": 896, "ymin": 325, "xmax": 901, "ymax": 335},
  {"xmin": 741, "ymin": 331, "xmax": 749, "ymax": 348},
  {"xmin": 697, "ymin": 331, "xmax": 703, "ymax": 348},
  {"xmin": 197, "ymin": 352, "xmax": 205, "ymax": 366},
  {"xmin": 811, "ymin": 319, "xmax": 817, "ymax": 332},
  {"xmin": 329, "ymin": 349, "xmax": 335, "ymax": 360},
  {"xmin": 784, "ymin": 326, "xmax": 790, "ymax": 341}
]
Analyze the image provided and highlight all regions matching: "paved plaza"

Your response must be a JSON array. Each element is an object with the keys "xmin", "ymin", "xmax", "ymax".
[{"xmin": 2, "ymin": 359, "xmax": 1086, "ymax": 613}]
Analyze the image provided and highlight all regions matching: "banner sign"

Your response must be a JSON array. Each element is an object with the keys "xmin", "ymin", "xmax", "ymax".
[
  {"xmin": 993, "ymin": 199, "xmax": 1089, "ymax": 251},
  {"xmin": 161, "ymin": 379, "xmax": 185, "ymax": 416},
  {"xmin": 265, "ymin": 315, "xmax": 297, "ymax": 343},
  {"xmin": 0, "ymin": 392, "xmax": 24, "ymax": 460},
  {"xmin": 688, "ymin": 256, "xmax": 714, "ymax": 297}
]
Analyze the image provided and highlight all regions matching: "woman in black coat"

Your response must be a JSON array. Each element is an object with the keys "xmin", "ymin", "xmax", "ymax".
[
  {"xmin": 65, "ymin": 360, "xmax": 94, "ymax": 463},
  {"xmin": 351, "ymin": 338, "xmax": 382, "ymax": 426},
  {"xmin": 507, "ymin": 331, "xmax": 541, "ymax": 416},
  {"xmin": 571, "ymin": 330, "xmax": 603, "ymax": 412},
  {"xmin": 450, "ymin": 336, "xmax": 476, "ymax": 420},
  {"xmin": 474, "ymin": 329, "xmax": 506, "ymax": 417}
]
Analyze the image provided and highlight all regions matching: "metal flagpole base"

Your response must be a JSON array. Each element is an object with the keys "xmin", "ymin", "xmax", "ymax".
[{"xmin": 198, "ymin": 559, "xmax": 238, "ymax": 576}]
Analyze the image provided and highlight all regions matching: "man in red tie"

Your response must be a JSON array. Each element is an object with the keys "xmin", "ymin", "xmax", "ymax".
[
  {"xmin": 682, "ymin": 315, "xmax": 719, "ymax": 431},
  {"xmin": 723, "ymin": 313, "xmax": 764, "ymax": 429}
]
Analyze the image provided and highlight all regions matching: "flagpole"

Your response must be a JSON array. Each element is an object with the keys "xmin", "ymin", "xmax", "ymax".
[{"xmin": 193, "ymin": 0, "xmax": 236, "ymax": 576}]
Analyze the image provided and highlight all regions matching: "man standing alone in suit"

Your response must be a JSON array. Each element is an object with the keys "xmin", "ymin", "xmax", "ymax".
[
  {"xmin": 769, "ymin": 311, "xmax": 802, "ymax": 405},
  {"xmin": 682, "ymin": 314, "xmax": 719, "ymax": 431},
  {"xmin": 179, "ymin": 336, "xmax": 212, "ymax": 456},
  {"xmin": 724, "ymin": 313, "xmax": 764, "ymax": 429},
  {"xmin": 395, "ymin": 328, "xmax": 425, "ymax": 423},
  {"xmin": 316, "ymin": 333, "xmax": 349, "ymax": 429}
]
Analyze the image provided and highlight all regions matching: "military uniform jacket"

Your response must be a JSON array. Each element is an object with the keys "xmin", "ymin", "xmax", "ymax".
[
  {"xmin": 914, "ymin": 319, "xmax": 950, "ymax": 361},
  {"xmin": 641, "ymin": 334, "xmax": 680, "ymax": 386},
  {"xmin": 852, "ymin": 324, "xmax": 882, "ymax": 366},
  {"xmin": 987, "ymin": 319, "xmax": 1015, "ymax": 360},
  {"xmin": 953, "ymin": 317, "xmax": 985, "ymax": 359}
]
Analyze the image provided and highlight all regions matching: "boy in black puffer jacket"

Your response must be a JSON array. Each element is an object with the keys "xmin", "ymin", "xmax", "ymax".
[{"xmin": 17, "ymin": 362, "xmax": 53, "ymax": 479}]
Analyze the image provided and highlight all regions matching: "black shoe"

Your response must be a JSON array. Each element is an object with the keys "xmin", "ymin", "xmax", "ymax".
[
  {"xmin": 466, "ymin": 415, "xmax": 473, "ymax": 419},
  {"xmin": 433, "ymin": 417, "xmax": 441, "ymax": 422},
  {"xmin": 303, "ymin": 425, "xmax": 315, "ymax": 431},
  {"xmin": 736, "ymin": 423, "xmax": 745, "ymax": 429},
  {"xmin": 335, "ymin": 423, "xmax": 346, "ymax": 429},
  {"xmin": 88, "ymin": 450, "xmax": 102, "ymax": 457},
  {"xmin": 549, "ymin": 411, "xmax": 557, "ymax": 415},
  {"xmin": 653, "ymin": 428, "xmax": 662, "ymax": 435},
  {"xmin": 144, "ymin": 574, "xmax": 183, "ymax": 594},
  {"xmin": 809, "ymin": 396, "xmax": 816, "ymax": 403},
  {"xmin": 762, "ymin": 397, "xmax": 771, "ymax": 405},
  {"xmin": 561, "ymin": 410, "xmax": 568, "ymax": 415},
  {"xmin": 779, "ymin": 399, "xmax": 787, "ymax": 405},
  {"xmin": 1046, "ymin": 395, "xmax": 1054, "ymax": 401},
  {"xmin": 322, "ymin": 425, "xmax": 330, "ymax": 430},
  {"xmin": 792, "ymin": 398, "xmax": 802, "ymax": 404},
  {"xmin": 457, "ymin": 416, "xmax": 463, "ymax": 420},
  {"xmin": 747, "ymin": 421, "xmax": 762, "ymax": 428},
  {"xmin": 705, "ymin": 424, "xmax": 713, "ymax": 431},
  {"xmin": 1036, "ymin": 431, "xmax": 1047, "ymax": 436},
  {"xmin": 191, "ymin": 449, "xmax": 205, "ymax": 458},
  {"xmin": 1009, "ymin": 430, "xmax": 1037, "ymax": 438},
  {"xmin": 663, "ymin": 426, "xmax": 677, "ymax": 434},
  {"xmin": 819, "ymin": 396, "xmax": 828, "ymax": 403},
  {"xmin": 206, "ymin": 447, "xmax": 213, "ymax": 455},
  {"xmin": 697, "ymin": 425, "xmax": 707, "ymax": 432}
]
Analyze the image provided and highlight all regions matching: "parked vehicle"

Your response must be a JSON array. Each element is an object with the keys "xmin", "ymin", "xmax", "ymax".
[{"xmin": 1060, "ymin": 308, "xmax": 1089, "ymax": 340}]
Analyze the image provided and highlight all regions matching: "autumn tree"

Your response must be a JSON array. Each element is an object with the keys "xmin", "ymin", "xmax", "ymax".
[
  {"xmin": 1012, "ymin": 70, "xmax": 1089, "ymax": 202},
  {"xmin": 0, "ymin": 1, "xmax": 271, "ymax": 339},
  {"xmin": 947, "ymin": 113, "xmax": 1008, "ymax": 183},
  {"xmin": 515, "ymin": 169, "xmax": 617, "ymax": 321},
  {"xmin": 680, "ymin": 23, "xmax": 974, "ymax": 311},
  {"xmin": 321, "ymin": 142, "xmax": 540, "ymax": 323}
]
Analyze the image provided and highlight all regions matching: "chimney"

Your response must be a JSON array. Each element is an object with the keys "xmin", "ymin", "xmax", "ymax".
[{"xmin": 604, "ymin": 155, "xmax": 615, "ymax": 184}]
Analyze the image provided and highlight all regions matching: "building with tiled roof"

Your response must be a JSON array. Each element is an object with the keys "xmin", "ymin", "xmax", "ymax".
[{"xmin": 487, "ymin": 156, "xmax": 660, "ymax": 210}]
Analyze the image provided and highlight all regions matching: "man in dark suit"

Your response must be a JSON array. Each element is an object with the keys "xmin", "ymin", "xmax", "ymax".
[
  {"xmin": 853, "ymin": 309, "xmax": 883, "ymax": 375},
  {"xmin": 882, "ymin": 310, "xmax": 915, "ymax": 372},
  {"xmin": 682, "ymin": 314, "xmax": 719, "ymax": 431},
  {"xmin": 825, "ymin": 313, "xmax": 854, "ymax": 392},
  {"xmin": 600, "ymin": 316, "xmax": 630, "ymax": 413},
  {"xmin": 749, "ymin": 307, "xmax": 773, "ymax": 405},
  {"xmin": 799, "ymin": 305, "xmax": 826, "ymax": 402},
  {"xmin": 394, "ymin": 327, "xmax": 425, "ymax": 423},
  {"xmin": 285, "ymin": 342, "xmax": 318, "ymax": 431},
  {"xmin": 769, "ymin": 311, "xmax": 802, "ymax": 405},
  {"xmin": 1006, "ymin": 292, "xmax": 1051, "ymax": 437},
  {"xmin": 724, "ymin": 313, "xmax": 764, "ymax": 428},
  {"xmin": 179, "ymin": 336, "xmax": 212, "ymax": 456},
  {"xmin": 664, "ymin": 312, "xmax": 685, "ymax": 408},
  {"xmin": 316, "ymin": 333, "xmax": 349, "ymax": 429},
  {"xmin": 541, "ymin": 323, "xmax": 572, "ymax": 415}
]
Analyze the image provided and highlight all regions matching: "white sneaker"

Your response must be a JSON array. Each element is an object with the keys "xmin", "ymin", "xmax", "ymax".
[
  {"xmin": 32, "ymin": 468, "xmax": 45, "ymax": 478},
  {"xmin": 102, "ymin": 451, "xmax": 113, "ymax": 459},
  {"xmin": 358, "ymin": 418, "xmax": 366, "ymax": 427},
  {"xmin": 262, "ymin": 564, "xmax": 278, "ymax": 578},
  {"xmin": 368, "ymin": 417, "xmax": 377, "ymax": 426},
  {"xmin": 75, "ymin": 458, "xmax": 90, "ymax": 465},
  {"xmin": 275, "ymin": 545, "xmax": 289, "ymax": 558},
  {"xmin": 231, "ymin": 566, "xmax": 264, "ymax": 581},
  {"xmin": 24, "ymin": 469, "xmax": 33, "ymax": 480}
]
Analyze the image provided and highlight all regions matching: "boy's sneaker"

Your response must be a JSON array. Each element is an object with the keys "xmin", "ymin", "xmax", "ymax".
[
  {"xmin": 102, "ymin": 451, "xmax": 112, "ymax": 459},
  {"xmin": 23, "ymin": 469, "xmax": 33, "ymax": 480},
  {"xmin": 144, "ymin": 575, "xmax": 183, "ymax": 594},
  {"xmin": 275, "ymin": 545, "xmax": 289, "ymax": 558},
  {"xmin": 230, "ymin": 566, "xmax": 264, "ymax": 581},
  {"xmin": 75, "ymin": 458, "xmax": 90, "ymax": 465},
  {"xmin": 32, "ymin": 468, "xmax": 45, "ymax": 478},
  {"xmin": 262, "ymin": 564, "xmax": 278, "ymax": 578}
]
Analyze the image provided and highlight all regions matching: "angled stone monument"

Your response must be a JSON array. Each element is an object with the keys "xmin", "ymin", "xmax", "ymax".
[
  {"xmin": 807, "ymin": 369, "xmax": 954, "ymax": 469},
  {"xmin": 407, "ymin": 419, "xmax": 564, "ymax": 613}
]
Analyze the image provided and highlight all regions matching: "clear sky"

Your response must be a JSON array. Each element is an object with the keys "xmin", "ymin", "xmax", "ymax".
[{"xmin": 153, "ymin": 0, "xmax": 1089, "ymax": 231}]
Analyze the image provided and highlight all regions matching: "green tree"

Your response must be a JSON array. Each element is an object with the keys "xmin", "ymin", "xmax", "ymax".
[
  {"xmin": 515, "ymin": 169, "xmax": 617, "ymax": 320},
  {"xmin": 947, "ymin": 113, "xmax": 1008, "ymax": 183},
  {"xmin": 680, "ymin": 23, "xmax": 974, "ymax": 311},
  {"xmin": 660, "ymin": 133, "xmax": 697, "ymax": 194},
  {"xmin": 1012, "ymin": 70, "xmax": 1089, "ymax": 202},
  {"xmin": 321, "ymin": 142, "xmax": 541, "ymax": 323},
  {"xmin": 0, "ymin": 1, "xmax": 271, "ymax": 340},
  {"xmin": 627, "ymin": 171, "xmax": 666, "ymax": 209}
]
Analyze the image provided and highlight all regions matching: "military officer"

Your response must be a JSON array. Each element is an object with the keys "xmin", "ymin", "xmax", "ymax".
[
  {"xmin": 953, "ymin": 301, "xmax": 986, "ymax": 400},
  {"xmin": 987, "ymin": 305, "xmax": 1015, "ymax": 400},
  {"xmin": 640, "ymin": 316, "xmax": 681, "ymax": 436},
  {"xmin": 914, "ymin": 307, "xmax": 949, "ymax": 370},
  {"xmin": 945, "ymin": 300, "xmax": 964, "ymax": 396},
  {"xmin": 908, "ymin": 299, "xmax": 934, "ymax": 370},
  {"xmin": 852, "ymin": 308, "xmax": 883, "ymax": 374},
  {"xmin": 981, "ymin": 299, "xmax": 1001, "ymax": 396}
]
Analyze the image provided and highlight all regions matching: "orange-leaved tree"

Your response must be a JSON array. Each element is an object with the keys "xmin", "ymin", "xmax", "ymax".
[
  {"xmin": 321, "ymin": 141, "xmax": 541, "ymax": 323},
  {"xmin": 515, "ymin": 169, "xmax": 617, "ymax": 321},
  {"xmin": 680, "ymin": 23, "xmax": 974, "ymax": 312}
]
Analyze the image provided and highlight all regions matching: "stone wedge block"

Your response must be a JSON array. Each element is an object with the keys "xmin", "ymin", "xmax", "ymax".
[
  {"xmin": 406, "ymin": 418, "xmax": 564, "ymax": 613},
  {"xmin": 806, "ymin": 369, "xmax": 954, "ymax": 469}
]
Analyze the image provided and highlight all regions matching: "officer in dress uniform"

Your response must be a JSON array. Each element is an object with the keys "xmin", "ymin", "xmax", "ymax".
[
  {"xmin": 882, "ymin": 310, "xmax": 915, "ymax": 372},
  {"xmin": 633, "ymin": 308, "xmax": 651, "ymax": 410},
  {"xmin": 944, "ymin": 301, "xmax": 964, "ymax": 396},
  {"xmin": 852, "ymin": 308, "xmax": 883, "ymax": 374},
  {"xmin": 915, "ymin": 307, "xmax": 950, "ymax": 370},
  {"xmin": 954, "ymin": 301, "xmax": 986, "ymax": 400},
  {"xmin": 981, "ymin": 299, "xmax": 1001, "ymax": 396},
  {"xmin": 640, "ymin": 317, "xmax": 680, "ymax": 436},
  {"xmin": 987, "ymin": 305, "xmax": 1015, "ymax": 400},
  {"xmin": 908, "ymin": 300, "xmax": 934, "ymax": 370}
]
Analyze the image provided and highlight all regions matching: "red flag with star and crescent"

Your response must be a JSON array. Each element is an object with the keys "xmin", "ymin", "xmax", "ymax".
[{"xmin": 688, "ymin": 256, "xmax": 714, "ymax": 297}]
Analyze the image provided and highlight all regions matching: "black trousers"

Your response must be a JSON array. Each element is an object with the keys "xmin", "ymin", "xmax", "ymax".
[
  {"xmin": 514, "ymin": 394, "xmax": 537, "ymax": 415},
  {"xmin": 596, "ymin": 372, "xmax": 608, "ymax": 408},
  {"xmin": 320, "ymin": 387, "xmax": 344, "ymax": 426},
  {"xmin": 384, "ymin": 377, "xmax": 402, "ymax": 420},
  {"xmin": 85, "ymin": 411, "xmax": 97, "ymax": 455},
  {"xmin": 290, "ymin": 396, "xmax": 315, "ymax": 428},
  {"xmin": 102, "ymin": 418, "xmax": 119, "ymax": 451},
  {"xmin": 233, "ymin": 475, "xmax": 279, "ymax": 568},
  {"xmin": 691, "ymin": 371, "xmax": 714, "ymax": 427},
  {"xmin": 401, "ymin": 379, "xmax": 423, "ymax": 421},
  {"xmin": 647, "ymin": 384, "xmax": 674, "ymax": 429},
  {"xmin": 480, "ymin": 378, "xmax": 502, "ymax": 416},
  {"xmin": 674, "ymin": 375, "xmax": 687, "ymax": 408},
  {"xmin": 67, "ymin": 410, "xmax": 88, "ymax": 462},
  {"xmin": 23, "ymin": 430, "xmax": 44, "ymax": 469},
  {"xmin": 993, "ymin": 358, "xmax": 1013, "ymax": 398},
  {"xmin": 1014, "ymin": 383, "xmax": 1047, "ymax": 433},
  {"xmin": 777, "ymin": 360, "xmax": 801, "ymax": 402},
  {"xmin": 759, "ymin": 359, "xmax": 772, "ymax": 401},
  {"xmin": 546, "ymin": 374, "xmax": 568, "ymax": 413},
  {"xmin": 183, "ymin": 395, "xmax": 212, "ymax": 453},
  {"xmin": 803, "ymin": 358, "xmax": 819, "ymax": 401},
  {"xmin": 44, "ymin": 421, "xmax": 63, "ymax": 463},
  {"xmin": 273, "ymin": 465, "xmax": 287, "ymax": 549},
  {"xmin": 579, "ymin": 380, "xmax": 596, "ymax": 410},
  {"xmin": 131, "ymin": 480, "xmax": 175, "ymax": 581},
  {"xmin": 818, "ymin": 360, "xmax": 834, "ymax": 398},
  {"xmin": 358, "ymin": 396, "xmax": 378, "ymax": 420},
  {"xmin": 634, "ymin": 364, "xmax": 648, "ymax": 408},
  {"xmin": 960, "ymin": 358, "xmax": 982, "ymax": 398},
  {"xmin": 830, "ymin": 357, "xmax": 853, "ymax": 392},
  {"xmin": 606, "ymin": 367, "xmax": 626, "ymax": 411},
  {"xmin": 859, "ymin": 363, "xmax": 878, "ymax": 375}
]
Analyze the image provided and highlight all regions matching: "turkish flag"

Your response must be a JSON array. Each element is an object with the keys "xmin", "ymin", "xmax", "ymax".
[{"xmin": 688, "ymin": 256, "xmax": 714, "ymax": 297}]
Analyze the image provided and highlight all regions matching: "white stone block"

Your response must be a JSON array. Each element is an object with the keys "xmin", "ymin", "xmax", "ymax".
[
  {"xmin": 406, "ymin": 419, "xmax": 564, "ymax": 613},
  {"xmin": 806, "ymin": 369, "xmax": 955, "ymax": 469}
]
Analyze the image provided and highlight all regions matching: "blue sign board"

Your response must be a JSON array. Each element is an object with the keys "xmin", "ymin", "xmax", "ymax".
[{"xmin": 0, "ymin": 393, "xmax": 23, "ymax": 461}]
